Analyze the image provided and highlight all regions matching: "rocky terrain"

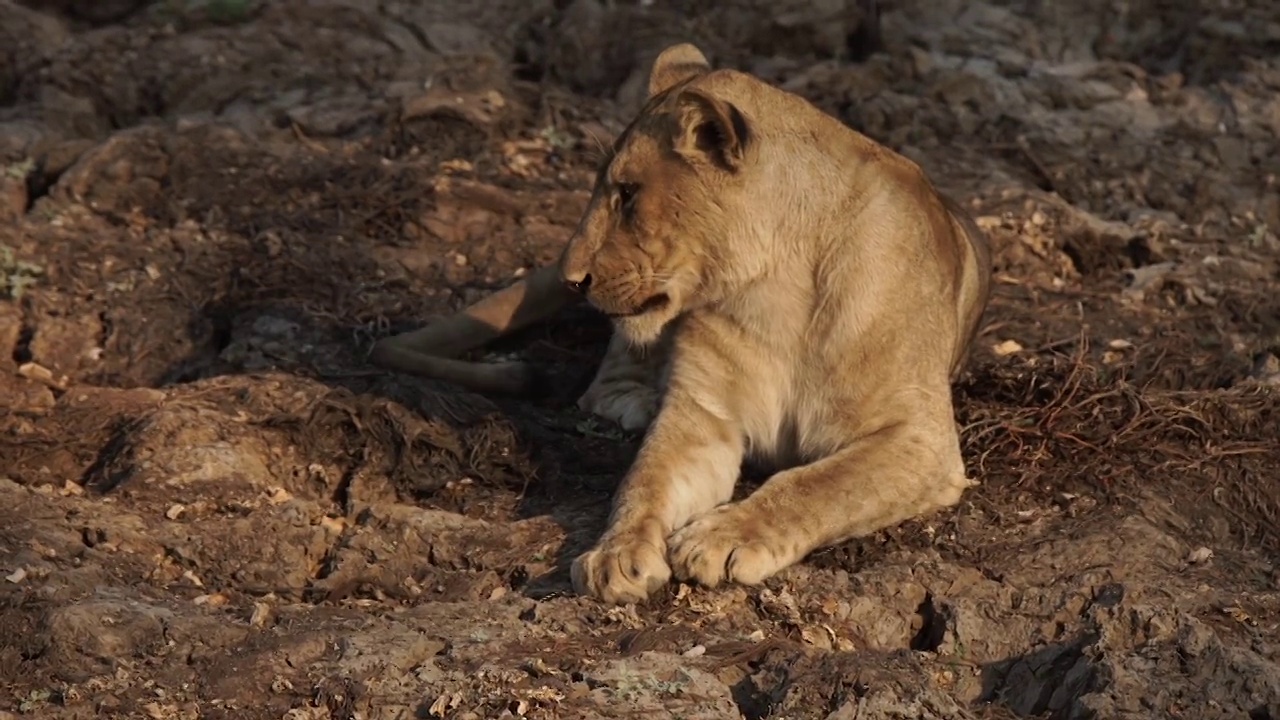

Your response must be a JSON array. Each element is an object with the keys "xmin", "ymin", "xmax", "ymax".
[{"xmin": 1, "ymin": 0, "xmax": 1278, "ymax": 718}]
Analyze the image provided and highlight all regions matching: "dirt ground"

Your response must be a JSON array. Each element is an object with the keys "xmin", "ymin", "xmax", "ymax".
[{"xmin": 1, "ymin": 0, "xmax": 1279, "ymax": 718}]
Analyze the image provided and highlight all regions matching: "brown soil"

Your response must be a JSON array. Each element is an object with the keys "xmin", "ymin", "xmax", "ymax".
[{"xmin": 2, "ymin": 0, "xmax": 1279, "ymax": 718}]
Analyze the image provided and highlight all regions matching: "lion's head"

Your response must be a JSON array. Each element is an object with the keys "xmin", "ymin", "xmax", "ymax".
[{"xmin": 557, "ymin": 44, "xmax": 764, "ymax": 347}]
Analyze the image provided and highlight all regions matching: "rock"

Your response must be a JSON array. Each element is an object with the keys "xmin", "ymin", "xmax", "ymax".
[
  {"xmin": 0, "ymin": 167, "xmax": 28, "ymax": 224},
  {"xmin": 1249, "ymin": 352, "xmax": 1280, "ymax": 385}
]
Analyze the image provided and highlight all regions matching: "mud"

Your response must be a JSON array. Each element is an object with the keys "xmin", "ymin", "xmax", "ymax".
[{"xmin": 1, "ymin": 0, "xmax": 1279, "ymax": 718}]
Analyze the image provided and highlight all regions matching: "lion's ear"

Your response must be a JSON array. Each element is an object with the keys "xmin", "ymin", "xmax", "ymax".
[
  {"xmin": 647, "ymin": 43, "xmax": 711, "ymax": 98},
  {"xmin": 672, "ymin": 87, "xmax": 751, "ymax": 172}
]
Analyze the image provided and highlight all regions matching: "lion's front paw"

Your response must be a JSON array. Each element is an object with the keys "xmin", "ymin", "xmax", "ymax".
[
  {"xmin": 571, "ymin": 529, "xmax": 671, "ymax": 604},
  {"xmin": 668, "ymin": 505, "xmax": 791, "ymax": 588}
]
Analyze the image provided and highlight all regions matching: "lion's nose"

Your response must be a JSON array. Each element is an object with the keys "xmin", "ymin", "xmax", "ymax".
[{"xmin": 563, "ymin": 273, "xmax": 592, "ymax": 294}]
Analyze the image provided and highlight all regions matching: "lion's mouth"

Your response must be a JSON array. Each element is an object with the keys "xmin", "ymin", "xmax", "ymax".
[{"xmin": 603, "ymin": 293, "xmax": 671, "ymax": 319}]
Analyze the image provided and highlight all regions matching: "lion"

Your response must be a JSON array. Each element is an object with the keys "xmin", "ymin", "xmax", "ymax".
[{"xmin": 370, "ymin": 43, "xmax": 992, "ymax": 604}]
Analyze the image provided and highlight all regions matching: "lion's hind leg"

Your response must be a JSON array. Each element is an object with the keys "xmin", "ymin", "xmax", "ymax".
[{"xmin": 370, "ymin": 265, "xmax": 576, "ymax": 394}]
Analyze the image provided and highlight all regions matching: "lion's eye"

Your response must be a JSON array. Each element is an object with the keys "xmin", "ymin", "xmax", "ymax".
[{"xmin": 617, "ymin": 183, "xmax": 640, "ymax": 210}]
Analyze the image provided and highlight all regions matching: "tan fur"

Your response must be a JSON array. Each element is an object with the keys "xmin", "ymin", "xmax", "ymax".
[
  {"xmin": 368, "ymin": 263, "xmax": 573, "ymax": 394},
  {"xmin": 371, "ymin": 43, "xmax": 992, "ymax": 604}
]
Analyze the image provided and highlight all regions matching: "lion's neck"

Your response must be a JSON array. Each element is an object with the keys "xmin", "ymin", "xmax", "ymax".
[{"xmin": 710, "ymin": 258, "xmax": 814, "ymax": 350}]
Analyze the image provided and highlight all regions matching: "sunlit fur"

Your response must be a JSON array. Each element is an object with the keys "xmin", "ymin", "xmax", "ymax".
[
  {"xmin": 562, "ymin": 44, "xmax": 993, "ymax": 604},
  {"xmin": 368, "ymin": 44, "xmax": 993, "ymax": 606},
  {"xmin": 560, "ymin": 98, "xmax": 731, "ymax": 347}
]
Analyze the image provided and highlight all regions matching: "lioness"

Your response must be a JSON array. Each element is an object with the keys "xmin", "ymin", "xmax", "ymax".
[{"xmin": 370, "ymin": 43, "xmax": 992, "ymax": 603}]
